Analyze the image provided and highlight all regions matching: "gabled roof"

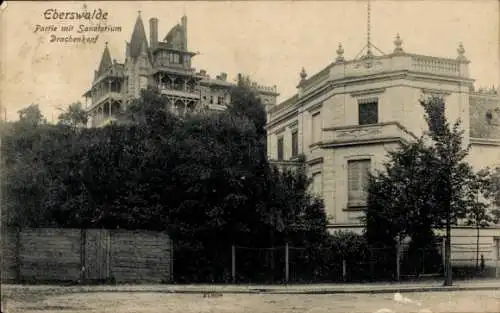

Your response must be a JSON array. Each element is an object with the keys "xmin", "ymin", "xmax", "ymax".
[
  {"xmin": 97, "ymin": 43, "xmax": 112, "ymax": 75},
  {"xmin": 129, "ymin": 13, "xmax": 149, "ymax": 59}
]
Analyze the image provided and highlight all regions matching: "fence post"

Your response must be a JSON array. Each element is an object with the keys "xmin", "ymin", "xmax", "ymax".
[
  {"xmin": 231, "ymin": 245, "xmax": 236, "ymax": 284},
  {"xmin": 285, "ymin": 243, "xmax": 289, "ymax": 284},
  {"xmin": 396, "ymin": 236, "xmax": 401, "ymax": 281},
  {"xmin": 15, "ymin": 228, "xmax": 21, "ymax": 283},
  {"xmin": 342, "ymin": 259, "xmax": 347, "ymax": 282},
  {"xmin": 80, "ymin": 229, "xmax": 86, "ymax": 282},
  {"xmin": 442, "ymin": 237, "xmax": 446, "ymax": 270},
  {"xmin": 369, "ymin": 248, "xmax": 374, "ymax": 281},
  {"xmin": 170, "ymin": 238, "xmax": 174, "ymax": 283}
]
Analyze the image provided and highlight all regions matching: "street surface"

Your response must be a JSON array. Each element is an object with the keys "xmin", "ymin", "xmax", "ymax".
[{"xmin": 2, "ymin": 284, "xmax": 500, "ymax": 312}]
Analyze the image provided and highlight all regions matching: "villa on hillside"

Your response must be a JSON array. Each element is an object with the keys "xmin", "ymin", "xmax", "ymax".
[{"xmin": 82, "ymin": 13, "xmax": 279, "ymax": 128}]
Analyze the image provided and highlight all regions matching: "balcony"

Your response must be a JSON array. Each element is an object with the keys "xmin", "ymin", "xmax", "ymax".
[
  {"xmin": 207, "ymin": 104, "xmax": 227, "ymax": 111},
  {"xmin": 320, "ymin": 121, "xmax": 417, "ymax": 148},
  {"xmin": 159, "ymin": 87, "xmax": 201, "ymax": 100},
  {"xmin": 87, "ymin": 92, "xmax": 122, "ymax": 112}
]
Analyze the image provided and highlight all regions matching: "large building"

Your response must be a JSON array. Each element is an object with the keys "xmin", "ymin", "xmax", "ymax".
[
  {"xmin": 83, "ymin": 13, "xmax": 279, "ymax": 127},
  {"xmin": 266, "ymin": 34, "xmax": 500, "ymax": 268}
]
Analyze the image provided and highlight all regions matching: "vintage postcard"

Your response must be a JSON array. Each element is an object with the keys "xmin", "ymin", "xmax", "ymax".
[{"xmin": 0, "ymin": 0, "xmax": 499, "ymax": 312}]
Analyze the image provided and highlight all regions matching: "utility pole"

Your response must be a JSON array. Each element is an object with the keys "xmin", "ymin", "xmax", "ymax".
[{"xmin": 0, "ymin": 110, "xmax": 4, "ymax": 313}]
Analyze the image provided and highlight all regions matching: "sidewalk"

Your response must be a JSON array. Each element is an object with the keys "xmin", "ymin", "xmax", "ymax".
[{"xmin": 4, "ymin": 279, "xmax": 500, "ymax": 294}]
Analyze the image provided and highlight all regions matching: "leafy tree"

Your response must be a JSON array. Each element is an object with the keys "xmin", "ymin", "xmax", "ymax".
[
  {"xmin": 365, "ymin": 96, "xmax": 476, "ymax": 284},
  {"xmin": 478, "ymin": 167, "xmax": 500, "ymax": 223},
  {"xmin": 57, "ymin": 102, "xmax": 88, "ymax": 129},
  {"xmin": 3, "ymin": 87, "xmax": 330, "ymax": 283},
  {"xmin": 364, "ymin": 137, "xmax": 441, "ymax": 278},
  {"xmin": 465, "ymin": 170, "xmax": 493, "ymax": 271},
  {"xmin": 365, "ymin": 138, "xmax": 437, "ymax": 247},
  {"xmin": 17, "ymin": 104, "xmax": 46, "ymax": 126},
  {"xmin": 420, "ymin": 96, "xmax": 476, "ymax": 286}
]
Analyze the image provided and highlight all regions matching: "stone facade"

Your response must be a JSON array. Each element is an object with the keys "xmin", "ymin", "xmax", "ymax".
[
  {"xmin": 83, "ymin": 13, "xmax": 279, "ymax": 128},
  {"xmin": 266, "ymin": 37, "xmax": 500, "ymax": 230}
]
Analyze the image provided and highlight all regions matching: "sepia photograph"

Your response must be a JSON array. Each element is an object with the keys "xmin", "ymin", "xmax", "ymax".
[{"xmin": 0, "ymin": 0, "xmax": 499, "ymax": 312}]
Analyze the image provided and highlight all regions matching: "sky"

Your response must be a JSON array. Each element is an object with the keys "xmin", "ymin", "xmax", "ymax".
[{"xmin": 0, "ymin": 0, "xmax": 499, "ymax": 122}]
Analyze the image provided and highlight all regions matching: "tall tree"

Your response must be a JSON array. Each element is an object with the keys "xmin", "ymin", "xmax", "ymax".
[
  {"xmin": 420, "ymin": 95, "xmax": 475, "ymax": 286},
  {"xmin": 365, "ymin": 96, "xmax": 477, "ymax": 283},
  {"xmin": 364, "ymin": 137, "xmax": 442, "ymax": 278}
]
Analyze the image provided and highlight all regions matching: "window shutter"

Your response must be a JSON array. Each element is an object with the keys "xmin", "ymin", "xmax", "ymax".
[{"xmin": 348, "ymin": 159, "xmax": 371, "ymax": 205}]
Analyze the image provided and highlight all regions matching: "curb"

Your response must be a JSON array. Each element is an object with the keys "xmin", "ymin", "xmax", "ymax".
[
  {"xmin": 5, "ymin": 284, "xmax": 500, "ymax": 295},
  {"xmin": 50, "ymin": 285, "xmax": 500, "ymax": 295},
  {"xmin": 157, "ymin": 286, "xmax": 500, "ymax": 295}
]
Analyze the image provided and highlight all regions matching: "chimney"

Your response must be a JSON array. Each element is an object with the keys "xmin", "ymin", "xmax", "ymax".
[
  {"xmin": 149, "ymin": 18, "xmax": 158, "ymax": 50},
  {"xmin": 220, "ymin": 72, "xmax": 227, "ymax": 81},
  {"xmin": 181, "ymin": 15, "xmax": 188, "ymax": 51}
]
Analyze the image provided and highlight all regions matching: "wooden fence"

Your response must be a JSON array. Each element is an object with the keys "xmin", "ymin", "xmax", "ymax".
[{"xmin": 1, "ymin": 228, "xmax": 173, "ymax": 283}]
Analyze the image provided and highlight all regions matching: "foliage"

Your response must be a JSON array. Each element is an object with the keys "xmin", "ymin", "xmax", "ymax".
[
  {"xmin": 477, "ymin": 167, "xmax": 500, "ymax": 223},
  {"xmin": 364, "ymin": 96, "xmax": 478, "ymax": 282},
  {"xmin": 17, "ymin": 104, "xmax": 46, "ymax": 126},
  {"xmin": 364, "ymin": 138, "xmax": 438, "ymax": 248},
  {"xmin": 57, "ymin": 102, "xmax": 88, "ymax": 129},
  {"xmin": 2, "ymin": 86, "xmax": 329, "ymax": 283}
]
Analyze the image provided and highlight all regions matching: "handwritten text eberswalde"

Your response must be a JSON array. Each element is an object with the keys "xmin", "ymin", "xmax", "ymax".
[
  {"xmin": 35, "ymin": 8, "xmax": 122, "ymax": 43},
  {"xmin": 44, "ymin": 8, "xmax": 109, "ymax": 20}
]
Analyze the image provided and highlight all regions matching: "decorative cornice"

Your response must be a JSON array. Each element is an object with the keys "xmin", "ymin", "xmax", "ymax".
[
  {"xmin": 266, "ymin": 108, "xmax": 298, "ymax": 130},
  {"xmin": 350, "ymin": 87, "xmax": 386, "ymax": 98},
  {"xmin": 318, "ymin": 136, "xmax": 410, "ymax": 148},
  {"xmin": 307, "ymin": 157, "xmax": 324, "ymax": 166},
  {"xmin": 421, "ymin": 88, "xmax": 452, "ymax": 96},
  {"xmin": 307, "ymin": 101, "xmax": 323, "ymax": 113},
  {"xmin": 323, "ymin": 121, "xmax": 418, "ymax": 139},
  {"xmin": 269, "ymin": 159, "xmax": 302, "ymax": 166},
  {"xmin": 470, "ymin": 138, "xmax": 500, "ymax": 146},
  {"xmin": 274, "ymin": 127, "xmax": 286, "ymax": 135},
  {"xmin": 297, "ymin": 84, "xmax": 333, "ymax": 108}
]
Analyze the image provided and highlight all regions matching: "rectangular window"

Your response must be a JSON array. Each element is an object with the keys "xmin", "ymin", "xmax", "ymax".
[
  {"xmin": 312, "ymin": 172, "xmax": 323, "ymax": 196},
  {"xmin": 347, "ymin": 159, "xmax": 371, "ymax": 206},
  {"xmin": 496, "ymin": 238, "xmax": 500, "ymax": 260},
  {"xmin": 358, "ymin": 100, "xmax": 379, "ymax": 125},
  {"xmin": 277, "ymin": 137, "xmax": 284, "ymax": 161},
  {"xmin": 291, "ymin": 130, "xmax": 299, "ymax": 158},
  {"xmin": 311, "ymin": 112, "xmax": 321, "ymax": 143}
]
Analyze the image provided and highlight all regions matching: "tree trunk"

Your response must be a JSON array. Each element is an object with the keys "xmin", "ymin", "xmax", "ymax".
[
  {"xmin": 443, "ymin": 215, "xmax": 453, "ymax": 286},
  {"xmin": 476, "ymin": 225, "xmax": 480, "ymax": 271}
]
